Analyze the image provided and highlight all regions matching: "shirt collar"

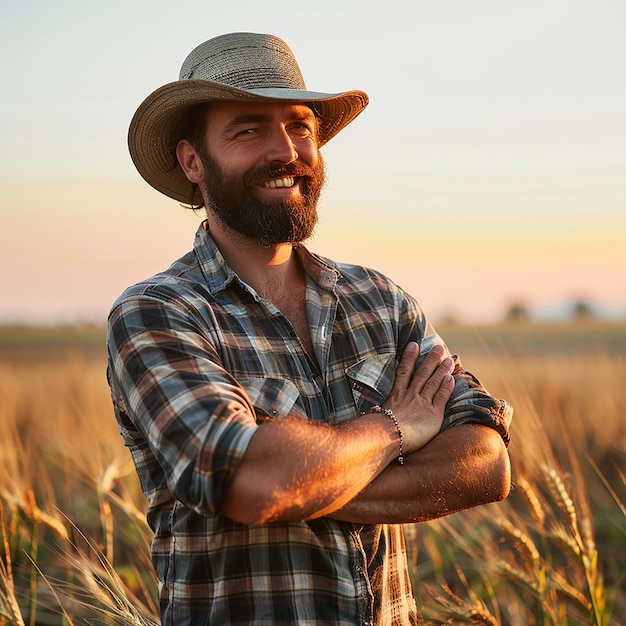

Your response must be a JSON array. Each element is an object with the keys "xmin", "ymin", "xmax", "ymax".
[
  {"xmin": 294, "ymin": 246, "xmax": 341, "ymax": 292},
  {"xmin": 193, "ymin": 221, "xmax": 341, "ymax": 295},
  {"xmin": 193, "ymin": 222, "xmax": 238, "ymax": 295}
]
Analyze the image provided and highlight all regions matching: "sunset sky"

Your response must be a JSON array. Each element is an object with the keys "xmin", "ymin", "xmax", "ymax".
[{"xmin": 2, "ymin": 0, "xmax": 625, "ymax": 325}]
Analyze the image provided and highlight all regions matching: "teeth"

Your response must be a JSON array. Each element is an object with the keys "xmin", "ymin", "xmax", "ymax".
[{"xmin": 264, "ymin": 177, "xmax": 295, "ymax": 189}]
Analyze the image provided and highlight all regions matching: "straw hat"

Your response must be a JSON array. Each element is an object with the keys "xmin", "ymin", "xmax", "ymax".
[{"xmin": 128, "ymin": 32, "xmax": 369, "ymax": 204}]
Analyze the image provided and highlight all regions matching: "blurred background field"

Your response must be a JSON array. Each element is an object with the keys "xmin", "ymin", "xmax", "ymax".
[
  {"xmin": 0, "ymin": 321, "xmax": 624, "ymax": 625},
  {"xmin": 3, "ymin": 3, "xmax": 624, "ymax": 623}
]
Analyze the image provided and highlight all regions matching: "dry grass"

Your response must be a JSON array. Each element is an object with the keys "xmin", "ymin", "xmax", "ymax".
[
  {"xmin": 0, "ymin": 327, "xmax": 624, "ymax": 625},
  {"xmin": 412, "ymin": 349, "xmax": 625, "ymax": 625},
  {"xmin": 0, "ymin": 356, "xmax": 157, "ymax": 625}
]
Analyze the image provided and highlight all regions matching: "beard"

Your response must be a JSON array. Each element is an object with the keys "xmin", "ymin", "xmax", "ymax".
[{"xmin": 197, "ymin": 145, "xmax": 325, "ymax": 247}]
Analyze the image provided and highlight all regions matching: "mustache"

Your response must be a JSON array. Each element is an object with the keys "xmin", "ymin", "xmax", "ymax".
[{"xmin": 243, "ymin": 163, "xmax": 315, "ymax": 187}]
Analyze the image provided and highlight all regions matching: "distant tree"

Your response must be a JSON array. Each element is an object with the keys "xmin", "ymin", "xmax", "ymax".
[
  {"xmin": 571, "ymin": 299, "xmax": 595, "ymax": 322},
  {"xmin": 438, "ymin": 313, "xmax": 461, "ymax": 327},
  {"xmin": 504, "ymin": 301, "xmax": 531, "ymax": 323}
]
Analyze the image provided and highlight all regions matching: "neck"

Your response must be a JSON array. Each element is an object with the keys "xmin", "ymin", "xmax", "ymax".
[{"xmin": 205, "ymin": 215, "xmax": 304, "ymax": 300}]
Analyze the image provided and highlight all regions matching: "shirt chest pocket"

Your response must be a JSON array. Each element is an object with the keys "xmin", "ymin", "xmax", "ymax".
[
  {"xmin": 238, "ymin": 377, "xmax": 304, "ymax": 421},
  {"xmin": 345, "ymin": 352, "xmax": 396, "ymax": 414}
]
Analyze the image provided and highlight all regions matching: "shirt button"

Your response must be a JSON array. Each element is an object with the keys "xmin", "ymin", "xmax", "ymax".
[{"xmin": 355, "ymin": 565, "xmax": 363, "ymax": 573}]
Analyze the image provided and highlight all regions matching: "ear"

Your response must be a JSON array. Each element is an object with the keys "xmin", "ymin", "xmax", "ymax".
[{"xmin": 176, "ymin": 140, "xmax": 204, "ymax": 184}]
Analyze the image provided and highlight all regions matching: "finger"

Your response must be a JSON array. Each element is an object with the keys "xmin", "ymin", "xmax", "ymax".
[
  {"xmin": 391, "ymin": 342, "xmax": 420, "ymax": 391},
  {"xmin": 418, "ymin": 357, "xmax": 454, "ymax": 401},
  {"xmin": 409, "ymin": 344, "xmax": 446, "ymax": 392},
  {"xmin": 431, "ymin": 373, "xmax": 455, "ymax": 414}
]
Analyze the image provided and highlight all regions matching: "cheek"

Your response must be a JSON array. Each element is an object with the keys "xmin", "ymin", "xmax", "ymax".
[
  {"xmin": 298, "ymin": 140, "xmax": 320, "ymax": 166},
  {"xmin": 220, "ymin": 150, "xmax": 262, "ymax": 176}
]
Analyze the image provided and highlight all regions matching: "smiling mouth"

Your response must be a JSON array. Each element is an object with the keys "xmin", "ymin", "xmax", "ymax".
[{"xmin": 263, "ymin": 177, "xmax": 295, "ymax": 189}]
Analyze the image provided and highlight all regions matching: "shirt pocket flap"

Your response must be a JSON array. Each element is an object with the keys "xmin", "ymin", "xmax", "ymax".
[
  {"xmin": 345, "ymin": 352, "xmax": 396, "ymax": 410},
  {"xmin": 239, "ymin": 377, "xmax": 301, "ymax": 419}
]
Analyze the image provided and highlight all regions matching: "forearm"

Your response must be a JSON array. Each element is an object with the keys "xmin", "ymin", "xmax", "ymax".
[
  {"xmin": 221, "ymin": 413, "xmax": 400, "ymax": 524},
  {"xmin": 222, "ymin": 342, "xmax": 457, "ymax": 525},
  {"xmin": 331, "ymin": 424, "xmax": 511, "ymax": 524}
]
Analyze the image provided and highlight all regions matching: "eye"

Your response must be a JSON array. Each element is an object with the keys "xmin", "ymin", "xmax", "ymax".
[
  {"xmin": 289, "ymin": 121, "xmax": 314, "ymax": 137},
  {"xmin": 235, "ymin": 127, "xmax": 259, "ymax": 138}
]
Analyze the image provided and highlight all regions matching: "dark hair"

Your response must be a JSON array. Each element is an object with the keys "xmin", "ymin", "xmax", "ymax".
[{"xmin": 171, "ymin": 102, "xmax": 213, "ymax": 209}]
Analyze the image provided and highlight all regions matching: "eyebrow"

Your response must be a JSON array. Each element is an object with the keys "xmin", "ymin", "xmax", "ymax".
[
  {"xmin": 222, "ymin": 108, "xmax": 317, "ymax": 134},
  {"xmin": 223, "ymin": 113, "xmax": 273, "ymax": 132}
]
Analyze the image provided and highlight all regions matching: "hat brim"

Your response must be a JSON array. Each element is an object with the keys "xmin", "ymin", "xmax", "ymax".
[{"xmin": 128, "ymin": 80, "xmax": 368, "ymax": 205}]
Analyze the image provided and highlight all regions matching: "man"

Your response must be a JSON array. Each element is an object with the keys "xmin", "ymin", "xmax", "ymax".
[{"xmin": 107, "ymin": 32, "xmax": 513, "ymax": 626}]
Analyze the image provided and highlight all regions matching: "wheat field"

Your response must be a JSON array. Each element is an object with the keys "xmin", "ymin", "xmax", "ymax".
[{"xmin": 0, "ymin": 323, "xmax": 624, "ymax": 625}]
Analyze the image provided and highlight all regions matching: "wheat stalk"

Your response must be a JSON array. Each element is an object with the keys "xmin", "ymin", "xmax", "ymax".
[
  {"xmin": 498, "ymin": 517, "xmax": 541, "ymax": 575},
  {"xmin": 515, "ymin": 475, "xmax": 546, "ymax": 527},
  {"xmin": 542, "ymin": 465, "xmax": 606, "ymax": 624},
  {"xmin": 0, "ymin": 501, "xmax": 25, "ymax": 626},
  {"xmin": 427, "ymin": 584, "xmax": 499, "ymax": 625}
]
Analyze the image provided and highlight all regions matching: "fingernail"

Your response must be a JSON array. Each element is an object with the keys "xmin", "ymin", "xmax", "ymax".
[
  {"xmin": 406, "ymin": 342, "xmax": 418, "ymax": 353},
  {"xmin": 442, "ymin": 357, "xmax": 453, "ymax": 368}
]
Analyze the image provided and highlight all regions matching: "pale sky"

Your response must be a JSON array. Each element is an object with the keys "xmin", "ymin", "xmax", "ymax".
[{"xmin": 1, "ymin": 0, "xmax": 625, "ymax": 324}]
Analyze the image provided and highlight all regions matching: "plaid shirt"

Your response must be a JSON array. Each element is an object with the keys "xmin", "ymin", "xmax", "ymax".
[{"xmin": 107, "ymin": 223, "xmax": 511, "ymax": 626}]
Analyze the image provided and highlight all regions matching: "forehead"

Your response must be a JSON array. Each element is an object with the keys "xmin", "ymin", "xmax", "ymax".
[{"xmin": 204, "ymin": 101, "xmax": 316, "ymax": 128}]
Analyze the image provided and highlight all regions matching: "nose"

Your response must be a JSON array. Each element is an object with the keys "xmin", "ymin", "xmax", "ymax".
[{"xmin": 264, "ymin": 127, "xmax": 298, "ymax": 163}]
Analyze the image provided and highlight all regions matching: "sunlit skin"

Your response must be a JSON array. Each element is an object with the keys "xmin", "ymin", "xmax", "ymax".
[
  {"xmin": 177, "ymin": 102, "xmax": 319, "ymax": 271},
  {"xmin": 213, "ymin": 104, "xmax": 319, "ymax": 204},
  {"xmin": 177, "ymin": 101, "xmax": 511, "ymax": 524},
  {"xmin": 176, "ymin": 102, "xmax": 323, "ymax": 356}
]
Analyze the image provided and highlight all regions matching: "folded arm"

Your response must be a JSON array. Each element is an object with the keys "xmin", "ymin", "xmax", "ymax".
[
  {"xmin": 222, "ymin": 342, "xmax": 456, "ymax": 524},
  {"xmin": 330, "ymin": 423, "xmax": 511, "ymax": 524},
  {"xmin": 220, "ymin": 341, "xmax": 511, "ymax": 526}
]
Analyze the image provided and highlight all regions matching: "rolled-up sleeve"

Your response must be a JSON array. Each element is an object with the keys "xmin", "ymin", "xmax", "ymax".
[
  {"xmin": 107, "ymin": 288, "xmax": 258, "ymax": 516},
  {"xmin": 441, "ymin": 357, "xmax": 512, "ymax": 445},
  {"xmin": 396, "ymin": 291, "xmax": 512, "ymax": 447}
]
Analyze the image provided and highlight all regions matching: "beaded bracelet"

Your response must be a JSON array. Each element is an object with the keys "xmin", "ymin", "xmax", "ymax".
[{"xmin": 370, "ymin": 405, "xmax": 404, "ymax": 465}]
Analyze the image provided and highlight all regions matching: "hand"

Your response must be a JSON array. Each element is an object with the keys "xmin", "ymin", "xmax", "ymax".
[{"xmin": 382, "ymin": 342, "xmax": 455, "ymax": 454}]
